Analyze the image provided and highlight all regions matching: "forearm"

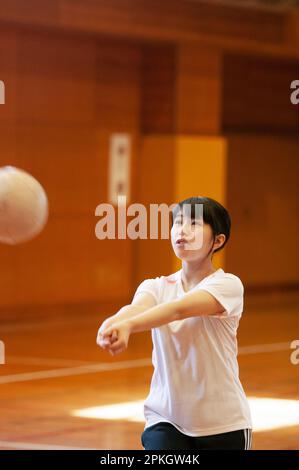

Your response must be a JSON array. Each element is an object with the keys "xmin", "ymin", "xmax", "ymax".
[
  {"xmin": 114, "ymin": 304, "xmax": 150, "ymax": 322},
  {"xmin": 128, "ymin": 301, "xmax": 181, "ymax": 333}
]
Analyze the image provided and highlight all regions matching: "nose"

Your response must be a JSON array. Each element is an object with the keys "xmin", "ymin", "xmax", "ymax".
[{"xmin": 179, "ymin": 220, "xmax": 192, "ymax": 237}]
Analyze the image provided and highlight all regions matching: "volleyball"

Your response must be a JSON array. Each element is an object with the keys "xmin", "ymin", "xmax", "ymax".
[{"xmin": 0, "ymin": 166, "xmax": 48, "ymax": 245}]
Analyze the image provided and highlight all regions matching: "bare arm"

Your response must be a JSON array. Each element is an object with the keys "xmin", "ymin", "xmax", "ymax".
[
  {"xmin": 96, "ymin": 292, "xmax": 156, "ymax": 347},
  {"xmin": 112, "ymin": 305, "xmax": 148, "ymax": 321},
  {"xmin": 105, "ymin": 290, "xmax": 157, "ymax": 323},
  {"xmin": 128, "ymin": 290, "xmax": 225, "ymax": 333},
  {"xmin": 100, "ymin": 290, "xmax": 226, "ymax": 355},
  {"xmin": 102, "ymin": 289, "xmax": 225, "ymax": 342}
]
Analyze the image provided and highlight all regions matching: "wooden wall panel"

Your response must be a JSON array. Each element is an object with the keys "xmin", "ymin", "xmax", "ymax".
[
  {"xmin": 134, "ymin": 136, "xmax": 175, "ymax": 286},
  {"xmin": 0, "ymin": 244, "xmax": 17, "ymax": 307},
  {"xmin": 59, "ymin": 0, "xmax": 284, "ymax": 45},
  {"xmin": 174, "ymin": 136, "xmax": 227, "ymax": 271},
  {"xmin": 0, "ymin": 28, "xmax": 18, "ymax": 123},
  {"xmin": 0, "ymin": 0, "xmax": 59, "ymax": 28},
  {"xmin": 0, "ymin": 0, "xmax": 291, "ymax": 58},
  {"xmin": 141, "ymin": 45, "xmax": 176, "ymax": 134},
  {"xmin": 176, "ymin": 46, "xmax": 222, "ymax": 135},
  {"xmin": 11, "ymin": 217, "xmax": 133, "ymax": 305},
  {"xmin": 0, "ymin": 124, "xmax": 17, "ymax": 163},
  {"xmin": 14, "ymin": 126, "xmax": 102, "ymax": 215},
  {"xmin": 141, "ymin": 45, "xmax": 223, "ymax": 135},
  {"xmin": 96, "ymin": 41, "xmax": 142, "ymax": 131},
  {"xmin": 17, "ymin": 30, "xmax": 97, "ymax": 125},
  {"xmin": 226, "ymin": 135, "xmax": 299, "ymax": 288},
  {"xmin": 1, "ymin": 6, "xmax": 298, "ymax": 310},
  {"xmin": 223, "ymin": 53, "xmax": 299, "ymax": 133},
  {"xmin": 0, "ymin": 27, "xmax": 142, "ymax": 310}
]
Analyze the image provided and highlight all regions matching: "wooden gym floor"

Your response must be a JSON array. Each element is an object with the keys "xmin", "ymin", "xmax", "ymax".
[{"xmin": 0, "ymin": 293, "xmax": 298, "ymax": 450}]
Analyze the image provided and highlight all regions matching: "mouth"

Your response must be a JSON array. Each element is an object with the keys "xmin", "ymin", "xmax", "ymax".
[{"xmin": 176, "ymin": 238, "xmax": 188, "ymax": 246}]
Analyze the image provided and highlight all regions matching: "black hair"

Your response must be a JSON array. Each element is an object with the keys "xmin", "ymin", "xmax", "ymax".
[{"xmin": 171, "ymin": 196, "xmax": 231, "ymax": 254}]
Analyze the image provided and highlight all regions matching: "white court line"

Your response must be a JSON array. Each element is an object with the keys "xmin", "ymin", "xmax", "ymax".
[
  {"xmin": 6, "ymin": 341, "xmax": 291, "ymax": 368},
  {"xmin": 0, "ymin": 440, "xmax": 96, "ymax": 450},
  {"xmin": 0, "ymin": 358, "xmax": 152, "ymax": 384},
  {"xmin": 6, "ymin": 356, "xmax": 93, "ymax": 367},
  {"xmin": 0, "ymin": 341, "xmax": 292, "ymax": 385},
  {"xmin": 238, "ymin": 341, "xmax": 290, "ymax": 355}
]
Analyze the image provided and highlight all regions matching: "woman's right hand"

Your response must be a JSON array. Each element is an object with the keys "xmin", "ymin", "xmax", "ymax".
[{"xmin": 96, "ymin": 315, "xmax": 119, "ymax": 350}]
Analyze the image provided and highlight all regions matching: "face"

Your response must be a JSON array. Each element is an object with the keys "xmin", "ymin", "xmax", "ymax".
[{"xmin": 171, "ymin": 210, "xmax": 225, "ymax": 262}]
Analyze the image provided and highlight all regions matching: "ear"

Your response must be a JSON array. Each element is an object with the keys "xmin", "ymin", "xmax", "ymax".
[{"xmin": 213, "ymin": 233, "xmax": 226, "ymax": 252}]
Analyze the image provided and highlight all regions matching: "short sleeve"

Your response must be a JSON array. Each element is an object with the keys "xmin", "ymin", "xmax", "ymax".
[
  {"xmin": 198, "ymin": 274, "xmax": 244, "ymax": 318},
  {"xmin": 132, "ymin": 277, "xmax": 160, "ymax": 305}
]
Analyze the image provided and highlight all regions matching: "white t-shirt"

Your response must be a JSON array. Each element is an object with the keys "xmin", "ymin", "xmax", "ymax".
[{"xmin": 133, "ymin": 268, "xmax": 252, "ymax": 437}]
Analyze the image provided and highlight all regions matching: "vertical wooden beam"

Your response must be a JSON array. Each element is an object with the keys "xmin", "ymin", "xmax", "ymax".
[{"xmin": 176, "ymin": 45, "xmax": 222, "ymax": 135}]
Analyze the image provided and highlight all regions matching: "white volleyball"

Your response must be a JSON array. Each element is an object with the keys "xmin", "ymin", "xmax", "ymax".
[{"xmin": 0, "ymin": 166, "xmax": 48, "ymax": 245}]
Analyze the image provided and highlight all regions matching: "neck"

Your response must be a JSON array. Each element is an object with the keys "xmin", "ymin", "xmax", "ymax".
[{"xmin": 181, "ymin": 259, "xmax": 217, "ymax": 290}]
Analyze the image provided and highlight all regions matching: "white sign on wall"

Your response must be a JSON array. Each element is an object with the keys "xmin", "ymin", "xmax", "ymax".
[{"xmin": 108, "ymin": 134, "xmax": 131, "ymax": 206}]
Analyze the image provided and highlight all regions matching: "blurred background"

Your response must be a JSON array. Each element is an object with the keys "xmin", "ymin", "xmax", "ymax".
[{"xmin": 0, "ymin": 0, "xmax": 298, "ymax": 450}]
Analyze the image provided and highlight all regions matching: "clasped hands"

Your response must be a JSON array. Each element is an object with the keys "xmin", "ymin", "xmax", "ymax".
[{"xmin": 96, "ymin": 315, "xmax": 132, "ymax": 356}]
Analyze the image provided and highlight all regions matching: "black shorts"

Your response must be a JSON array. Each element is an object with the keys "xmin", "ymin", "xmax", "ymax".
[{"xmin": 141, "ymin": 422, "xmax": 252, "ymax": 450}]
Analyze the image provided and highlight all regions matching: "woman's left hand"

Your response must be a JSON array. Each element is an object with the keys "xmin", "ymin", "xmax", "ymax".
[{"xmin": 100, "ymin": 320, "xmax": 132, "ymax": 356}]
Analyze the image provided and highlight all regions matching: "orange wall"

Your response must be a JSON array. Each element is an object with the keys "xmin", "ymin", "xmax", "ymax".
[
  {"xmin": 0, "ymin": 27, "xmax": 141, "ymax": 308},
  {"xmin": 174, "ymin": 137, "xmax": 227, "ymax": 271},
  {"xmin": 134, "ymin": 136, "xmax": 175, "ymax": 285},
  {"xmin": 1, "ymin": 21, "xmax": 299, "ymax": 312},
  {"xmin": 226, "ymin": 134, "xmax": 299, "ymax": 287},
  {"xmin": 136, "ymin": 136, "xmax": 228, "ymax": 280}
]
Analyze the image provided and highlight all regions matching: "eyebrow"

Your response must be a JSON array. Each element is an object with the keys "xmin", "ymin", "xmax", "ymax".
[{"xmin": 174, "ymin": 214, "xmax": 203, "ymax": 221}]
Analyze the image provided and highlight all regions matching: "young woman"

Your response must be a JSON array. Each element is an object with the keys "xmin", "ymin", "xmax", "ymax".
[{"xmin": 97, "ymin": 196, "xmax": 252, "ymax": 450}]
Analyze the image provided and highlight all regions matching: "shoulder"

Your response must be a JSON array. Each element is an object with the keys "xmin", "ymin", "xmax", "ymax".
[
  {"xmin": 143, "ymin": 270, "xmax": 180, "ymax": 285},
  {"xmin": 199, "ymin": 270, "xmax": 244, "ymax": 317},
  {"xmin": 211, "ymin": 270, "xmax": 244, "ymax": 295},
  {"xmin": 136, "ymin": 276, "xmax": 161, "ymax": 289},
  {"xmin": 135, "ymin": 271, "xmax": 180, "ymax": 298},
  {"xmin": 137, "ymin": 270, "xmax": 178, "ymax": 286},
  {"xmin": 133, "ymin": 276, "xmax": 162, "ymax": 304},
  {"xmin": 223, "ymin": 272, "xmax": 244, "ymax": 289},
  {"xmin": 206, "ymin": 269, "xmax": 244, "ymax": 294},
  {"xmin": 163, "ymin": 271, "xmax": 179, "ymax": 284}
]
